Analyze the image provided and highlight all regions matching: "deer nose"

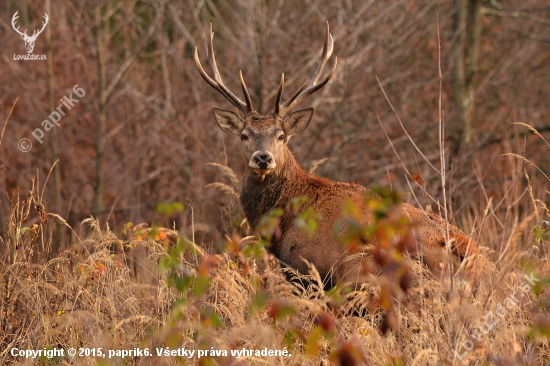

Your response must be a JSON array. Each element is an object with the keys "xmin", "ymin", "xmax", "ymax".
[
  {"xmin": 250, "ymin": 151, "xmax": 276, "ymax": 171},
  {"xmin": 254, "ymin": 153, "xmax": 272, "ymax": 169}
]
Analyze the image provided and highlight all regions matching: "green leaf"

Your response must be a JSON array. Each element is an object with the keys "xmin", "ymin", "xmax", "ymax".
[
  {"xmin": 247, "ymin": 291, "xmax": 269, "ymax": 317},
  {"xmin": 193, "ymin": 275, "xmax": 210, "ymax": 297},
  {"xmin": 156, "ymin": 202, "xmax": 184, "ymax": 216},
  {"xmin": 532, "ymin": 224, "xmax": 549, "ymax": 244}
]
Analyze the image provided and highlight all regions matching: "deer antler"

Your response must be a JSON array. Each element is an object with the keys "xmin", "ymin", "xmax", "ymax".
[
  {"xmin": 194, "ymin": 23, "xmax": 254, "ymax": 115},
  {"xmin": 31, "ymin": 13, "xmax": 49, "ymax": 40},
  {"xmin": 11, "ymin": 11, "xmax": 49, "ymax": 40},
  {"xmin": 274, "ymin": 22, "xmax": 337, "ymax": 117},
  {"xmin": 11, "ymin": 11, "xmax": 26, "ymax": 37}
]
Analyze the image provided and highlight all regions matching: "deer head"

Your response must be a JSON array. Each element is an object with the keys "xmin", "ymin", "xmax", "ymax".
[
  {"xmin": 195, "ymin": 23, "xmax": 337, "ymax": 181},
  {"xmin": 12, "ymin": 11, "xmax": 49, "ymax": 54}
]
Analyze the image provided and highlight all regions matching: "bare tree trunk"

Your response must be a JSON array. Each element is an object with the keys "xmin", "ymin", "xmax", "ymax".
[
  {"xmin": 451, "ymin": 0, "xmax": 483, "ymax": 155},
  {"xmin": 92, "ymin": 5, "xmax": 107, "ymax": 214},
  {"xmin": 466, "ymin": 0, "xmax": 483, "ymax": 78},
  {"xmin": 252, "ymin": 1, "xmax": 266, "ymax": 114},
  {"xmin": 45, "ymin": 0, "xmax": 62, "ymax": 253},
  {"xmin": 90, "ymin": 1, "xmax": 163, "ymax": 215}
]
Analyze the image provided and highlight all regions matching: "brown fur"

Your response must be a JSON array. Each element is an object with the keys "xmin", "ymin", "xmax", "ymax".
[{"xmin": 240, "ymin": 143, "xmax": 478, "ymax": 286}]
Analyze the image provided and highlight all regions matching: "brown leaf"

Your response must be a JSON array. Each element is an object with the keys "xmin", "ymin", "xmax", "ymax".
[
  {"xmin": 268, "ymin": 298, "xmax": 293, "ymax": 320},
  {"xmin": 331, "ymin": 339, "xmax": 365, "ymax": 366},
  {"xmin": 380, "ymin": 310, "xmax": 398, "ymax": 334},
  {"xmin": 380, "ymin": 284, "xmax": 393, "ymax": 310},
  {"xmin": 396, "ymin": 229, "xmax": 417, "ymax": 254},
  {"xmin": 199, "ymin": 255, "xmax": 221, "ymax": 276},
  {"xmin": 399, "ymin": 269, "xmax": 412, "ymax": 293},
  {"xmin": 412, "ymin": 173, "xmax": 424, "ymax": 185},
  {"xmin": 372, "ymin": 246, "xmax": 388, "ymax": 267},
  {"xmin": 315, "ymin": 312, "xmax": 337, "ymax": 333}
]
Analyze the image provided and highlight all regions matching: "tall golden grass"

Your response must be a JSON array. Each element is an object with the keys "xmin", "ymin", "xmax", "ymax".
[{"xmin": 1, "ymin": 110, "xmax": 550, "ymax": 365}]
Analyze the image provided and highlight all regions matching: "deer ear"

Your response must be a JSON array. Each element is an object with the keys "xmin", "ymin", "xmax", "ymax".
[
  {"xmin": 212, "ymin": 107, "xmax": 244, "ymax": 135},
  {"xmin": 283, "ymin": 108, "xmax": 314, "ymax": 135}
]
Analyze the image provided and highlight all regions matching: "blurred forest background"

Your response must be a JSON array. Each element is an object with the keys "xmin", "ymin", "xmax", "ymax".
[{"xmin": 0, "ymin": 0, "xmax": 549, "ymax": 252}]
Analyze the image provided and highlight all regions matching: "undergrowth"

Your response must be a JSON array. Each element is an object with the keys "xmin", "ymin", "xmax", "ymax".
[{"xmin": 1, "ymin": 109, "xmax": 550, "ymax": 364}]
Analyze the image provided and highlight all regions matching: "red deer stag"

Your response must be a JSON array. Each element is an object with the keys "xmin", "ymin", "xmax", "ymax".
[{"xmin": 195, "ymin": 23, "xmax": 478, "ymax": 287}]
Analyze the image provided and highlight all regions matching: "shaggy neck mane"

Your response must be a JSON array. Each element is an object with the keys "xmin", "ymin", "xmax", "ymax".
[{"xmin": 240, "ymin": 146, "xmax": 321, "ymax": 230}]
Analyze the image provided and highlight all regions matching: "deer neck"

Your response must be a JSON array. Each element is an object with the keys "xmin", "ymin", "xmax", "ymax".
[{"xmin": 240, "ymin": 146, "xmax": 307, "ymax": 228}]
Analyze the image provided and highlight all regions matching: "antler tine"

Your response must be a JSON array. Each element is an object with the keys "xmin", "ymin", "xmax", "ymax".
[
  {"xmin": 206, "ymin": 24, "xmax": 250, "ymax": 112},
  {"xmin": 40, "ymin": 13, "xmax": 49, "ymax": 31},
  {"xmin": 194, "ymin": 23, "xmax": 252, "ymax": 114},
  {"xmin": 194, "ymin": 48, "xmax": 241, "ymax": 110},
  {"xmin": 32, "ymin": 13, "xmax": 49, "ymax": 38},
  {"xmin": 11, "ymin": 11, "xmax": 26, "ymax": 36},
  {"xmin": 311, "ymin": 22, "xmax": 333, "ymax": 86},
  {"xmin": 274, "ymin": 73, "xmax": 285, "ymax": 116},
  {"xmin": 239, "ymin": 71, "xmax": 253, "ymax": 112},
  {"xmin": 276, "ymin": 22, "xmax": 337, "ymax": 116},
  {"xmin": 206, "ymin": 24, "xmax": 225, "ymax": 87},
  {"xmin": 11, "ymin": 11, "xmax": 18, "ymax": 28},
  {"xmin": 280, "ymin": 80, "xmax": 307, "ymax": 111}
]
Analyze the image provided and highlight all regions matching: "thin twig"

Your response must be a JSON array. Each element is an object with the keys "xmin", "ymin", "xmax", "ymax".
[
  {"xmin": 375, "ymin": 75, "xmax": 440, "ymax": 174},
  {"xmin": 0, "ymin": 98, "xmax": 18, "ymax": 147}
]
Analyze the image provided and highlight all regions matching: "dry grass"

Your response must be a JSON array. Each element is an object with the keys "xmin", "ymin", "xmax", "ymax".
[
  {"xmin": 0, "ymin": 88, "xmax": 550, "ymax": 365},
  {"xmin": 1, "ymin": 108, "xmax": 550, "ymax": 365},
  {"xmin": 1, "ymin": 156, "xmax": 549, "ymax": 366}
]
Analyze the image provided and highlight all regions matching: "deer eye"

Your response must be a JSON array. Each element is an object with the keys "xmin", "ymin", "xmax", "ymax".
[
  {"xmin": 278, "ymin": 134, "xmax": 285, "ymax": 141},
  {"xmin": 241, "ymin": 134, "xmax": 248, "ymax": 141}
]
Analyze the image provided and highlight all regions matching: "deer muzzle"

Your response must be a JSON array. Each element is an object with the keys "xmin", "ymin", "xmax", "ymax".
[{"xmin": 249, "ymin": 151, "xmax": 276, "ymax": 173}]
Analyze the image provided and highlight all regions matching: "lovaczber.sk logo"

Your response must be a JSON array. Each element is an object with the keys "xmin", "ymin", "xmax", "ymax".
[{"xmin": 11, "ymin": 11, "xmax": 48, "ymax": 61}]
